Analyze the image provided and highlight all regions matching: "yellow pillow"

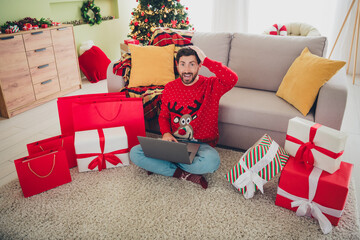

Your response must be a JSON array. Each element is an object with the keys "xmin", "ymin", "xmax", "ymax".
[
  {"xmin": 276, "ymin": 47, "xmax": 345, "ymax": 116},
  {"xmin": 128, "ymin": 44, "xmax": 175, "ymax": 87}
]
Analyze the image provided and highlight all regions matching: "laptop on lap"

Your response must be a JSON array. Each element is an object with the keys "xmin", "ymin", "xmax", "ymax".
[{"xmin": 137, "ymin": 136, "xmax": 200, "ymax": 164}]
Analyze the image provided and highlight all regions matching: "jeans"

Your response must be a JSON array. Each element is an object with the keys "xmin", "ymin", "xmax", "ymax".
[{"xmin": 130, "ymin": 143, "xmax": 220, "ymax": 177}]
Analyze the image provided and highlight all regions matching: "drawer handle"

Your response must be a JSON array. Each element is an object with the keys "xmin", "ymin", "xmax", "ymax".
[
  {"xmin": 0, "ymin": 36, "xmax": 14, "ymax": 40},
  {"xmin": 35, "ymin": 48, "xmax": 46, "ymax": 52},
  {"xmin": 31, "ymin": 31, "xmax": 43, "ymax": 35},
  {"xmin": 38, "ymin": 64, "xmax": 49, "ymax": 69},
  {"xmin": 41, "ymin": 79, "xmax": 52, "ymax": 85},
  {"xmin": 57, "ymin": 27, "xmax": 68, "ymax": 31}
]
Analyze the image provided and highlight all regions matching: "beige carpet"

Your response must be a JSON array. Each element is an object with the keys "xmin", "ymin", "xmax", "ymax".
[{"xmin": 0, "ymin": 147, "xmax": 359, "ymax": 239}]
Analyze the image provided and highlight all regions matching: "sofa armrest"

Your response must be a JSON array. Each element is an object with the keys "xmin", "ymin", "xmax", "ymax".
[
  {"xmin": 106, "ymin": 60, "xmax": 126, "ymax": 93},
  {"xmin": 315, "ymin": 68, "xmax": 348, "ymax": 130}
]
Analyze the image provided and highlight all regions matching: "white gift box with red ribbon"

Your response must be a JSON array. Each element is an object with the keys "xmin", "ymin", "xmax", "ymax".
[
  {"xmin": 75, "ymin": 126, "xmax": 130, "ymax": 172},
  {"xmin": 285, "ymin": 117, "xmax": 347, "ymax": 174}
]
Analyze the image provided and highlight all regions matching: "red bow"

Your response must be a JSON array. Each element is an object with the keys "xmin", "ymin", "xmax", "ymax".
[
  {"xmin": 286, "ymin": 123, "xmax": 344, "ymax": 169},
  {"xmin": 77, "ymin": 129, "xmax": 128, "ymax": 171}
]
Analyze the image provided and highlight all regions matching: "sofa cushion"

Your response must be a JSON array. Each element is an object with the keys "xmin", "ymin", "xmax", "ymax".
[
  {"xmin": 128, "ymin": 44, "xmax": 175, "ymax": 87},
  {"xmin": 276, "ymin": 47, "xmax": 346, "ymax": 116},
  {"xmin": 191, "ymin": 32, "xmax": 232, "ymax": 78},
  {"xmin": 218, "ymin": 87, "xmax": 314, "ymax": 133},
  {"xmin": 228, "ymin": 33, "xmax": 327, "ymax": 91}
]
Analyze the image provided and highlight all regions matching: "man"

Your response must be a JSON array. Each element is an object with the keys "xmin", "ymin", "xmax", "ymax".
[{"xmin": 130, "ymin": 46, "xmax": 238, "ymax": 189}]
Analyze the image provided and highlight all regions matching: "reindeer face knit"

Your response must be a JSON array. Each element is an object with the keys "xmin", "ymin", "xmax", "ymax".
[{"xmin": 159, "ymin": 57, "xmax": 238, "ymax": 147}]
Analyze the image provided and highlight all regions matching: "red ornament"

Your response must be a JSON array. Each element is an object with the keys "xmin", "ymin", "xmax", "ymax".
[
  {"xmin": 162, "ymin": 5, "xmax": 165, "ymax": 8},
  {"xmin": 134, "ymin": 21, "xmax": 139, "ymax": 26},
  {"xmin": 148, "ymin": 4, "xmax": 150, "ymax": 7},
  {"xmin": 186, "ymin": 21, "xmax": 189, "ymax": 25},
  {"xmin": 141, "ymin": 12, "xmax": 144, "ymax": 16},
  {"xmin": 192, "ymin": 27, "xmax": 195, "ymax": 30},
  {"xmin": 145, "ymin": 19, "xmax": 148, "ymax": 23},
  {"xmin": 147, "ymin": 33, "xmax": 151, "ymax": 37},
  {"xmin": 159, "ymin": 19, "xmax": 163, "ymax": 24},
  {"xmin": 130, "ymin": 20, "xmax": 133, "ymax": 24},
  {"xmin": 133, "ymin": 35, "xmax": 137, "ymax": 39},
  {"xmin": 177, "ymin": 0, "xmax": 180, "ymax": 2},
  {"xmin": 131, "ymin": 12, "xmax": 134, "ymax": 15},
  {"xmin": 181, "ymin": 20, "xmax": 185, "ymax": 24},
  {"xmin": 186, "ymin": 7, "xmax": 188, "ymax": 10}
]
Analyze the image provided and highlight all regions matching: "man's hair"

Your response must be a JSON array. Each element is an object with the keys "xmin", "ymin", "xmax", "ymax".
[{"xmin": 176, "ymin": 47, "xmax": 201, "ymax": 64}]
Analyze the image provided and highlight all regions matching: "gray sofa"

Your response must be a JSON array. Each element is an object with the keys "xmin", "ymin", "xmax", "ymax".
[{"xmin": 107, "ymin": 32, "xmax": 347, "ymax": 150}]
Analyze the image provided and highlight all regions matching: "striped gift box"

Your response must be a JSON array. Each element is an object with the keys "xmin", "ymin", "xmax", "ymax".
[{"xmin": 226, "ymin": 134, "xmax": 289, "ymax": 199}]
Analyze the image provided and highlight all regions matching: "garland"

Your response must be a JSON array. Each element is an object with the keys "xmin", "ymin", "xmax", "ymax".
[{"xmin": 81, "ymin": 0, "xmax": 102, "ymax": 26}]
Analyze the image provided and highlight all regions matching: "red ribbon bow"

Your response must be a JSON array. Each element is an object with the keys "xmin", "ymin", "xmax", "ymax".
[
  {"xmin": 76, "ymin": 129, "xmax": 128, "ymax": 171},
  {"xmin": 286, "ymin": 123, "xmax": 344, "ymax": 169}
]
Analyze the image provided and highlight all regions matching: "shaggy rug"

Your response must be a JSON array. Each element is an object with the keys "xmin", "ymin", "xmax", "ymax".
[{"xmin": 0, "ymin": 147, "xmax": 359, "ymax": 239}]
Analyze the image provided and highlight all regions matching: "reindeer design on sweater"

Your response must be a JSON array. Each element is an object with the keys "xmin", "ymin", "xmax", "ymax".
[{"xmin": 168, "ymin": 100, "xmax": 202, "ymax": 140}]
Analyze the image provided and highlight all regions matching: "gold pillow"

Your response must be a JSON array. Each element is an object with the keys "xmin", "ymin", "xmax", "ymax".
[
  {"xmin": 128, "ymin": 44, "xmax": 175, "ymax": 87},
  {"xmin": 276, "ymin": 47, "xmax": 345, "ymax": 116}
]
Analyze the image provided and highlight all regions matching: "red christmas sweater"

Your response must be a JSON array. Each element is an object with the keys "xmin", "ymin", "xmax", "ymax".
[{"xmin": 159, "ymin": 57, "xmax": 238, "ymax": 147}]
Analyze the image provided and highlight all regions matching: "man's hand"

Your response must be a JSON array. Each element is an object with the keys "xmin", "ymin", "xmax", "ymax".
[
  {"xmin": 162, "ymin": 132, "xmax": 178, "ymax": 142},
  {"xmin": 189, "ymin": 46, "xmax": 206, "ymax": 63}
]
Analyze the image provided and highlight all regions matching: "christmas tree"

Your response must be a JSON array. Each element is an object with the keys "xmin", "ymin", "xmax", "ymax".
[{"xmin": 128, "ymin": 0, "xmax": 193, "ymax": 45}]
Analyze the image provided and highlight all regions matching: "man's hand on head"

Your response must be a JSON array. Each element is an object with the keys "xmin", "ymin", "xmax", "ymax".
[
  {"xmin": 162, "ymin": 132, "xmax": 178, "ymax": 142},
  {"xmin": 189, "ymin": 46, "xmax": 206, "ymax": 63}
]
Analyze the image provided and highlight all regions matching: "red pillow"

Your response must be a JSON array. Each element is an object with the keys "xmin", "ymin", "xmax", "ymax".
[{"xmin": 78, "ymin": 46, "xmax": 110, "ymax": 83}]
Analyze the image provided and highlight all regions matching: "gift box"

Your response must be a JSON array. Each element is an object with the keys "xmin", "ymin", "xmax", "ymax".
[
  {"xmin": 14, "ymin": 149, "xmax": 72, "ymax": 198},
  {"xmin": 27, "ymin": 134, "xmax": 77, "ymax": 168},
  {"xmin": 275, "ymin": 157, "xmax": 353, "ymax": 234},
  {"xmin": 226, "ymin": 134, "xmax": 289, "ymax": 199},
  {"xmin": 124, "ymin": 39, "xmax": 140, "ymax": 45},
  {"xmin": 75, "ymin": 126, "xmax": 130, "ymax": 172},
  {"xmin": 285, "ymin": 117, "xmax": 347, "ymax": 174}
]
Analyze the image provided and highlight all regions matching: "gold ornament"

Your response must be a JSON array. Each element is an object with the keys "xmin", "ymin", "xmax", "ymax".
[
  {"xmin": 131, "ymin": 26, "xmax": 135, "ymax": 30},
  {"xmin": 164, "ymin": 14, "xmax": 167, "ymax": 18},
  {"xmin": 151, "ymin": 27, "xmax": 155, "ymax": 32}
]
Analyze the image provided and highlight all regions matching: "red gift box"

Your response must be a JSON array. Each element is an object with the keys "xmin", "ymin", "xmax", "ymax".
[
  {"xmin": 14, "ymin": 149, "xmax": 72, "ymax": 198},
  {"xmin": 275, "ymin": 157, "xmax": 353, "ymax": 234},
  {"xmin": 124, "ymin": 39, "xmax": 140, "ymax": 45},
  {"xmin": 27, "ymin": 134, "xmax": 77, "ymax": 168}
]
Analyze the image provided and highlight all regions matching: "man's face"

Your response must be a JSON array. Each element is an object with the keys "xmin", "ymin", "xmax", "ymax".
[{"xmin": 177, "ymin": 55, "xmax": 201, "ymax": 86}]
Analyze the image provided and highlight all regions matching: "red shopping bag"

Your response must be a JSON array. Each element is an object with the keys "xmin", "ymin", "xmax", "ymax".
[
  {"xmin": 57, "ymin": 92, "xmax": 126, "ymax": 135},
  {"xmin": 27, "ymin": 135, "xmax": 77, "ymax": 168},
  {"xmin": 14, "ymin": 149, "xmax": 72, "ymax": 198},
  {"xmin": 71, "ymin": 98, "xmax": 145, "ymax": 149}
]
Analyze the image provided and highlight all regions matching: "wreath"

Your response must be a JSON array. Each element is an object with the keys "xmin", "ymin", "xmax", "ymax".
[{"xmin": 81, "ymin": 0, "xmax": 102, "ymax": 26}]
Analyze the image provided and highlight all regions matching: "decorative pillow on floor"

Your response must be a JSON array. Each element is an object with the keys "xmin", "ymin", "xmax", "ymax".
[
  {"xmin": 78, "ymin": 45, "xmax": 110, "ymax": 83},
  {"xmin": 225, "ymin": 134, "xmax": 289, "ymax": 199},
  {"xmin": 276, "ymin": 47, "xmax": 345, "ymax": 116},
  {"xmin": 128, "ymin": 44, "xmax": 175, "ymax": 88}
]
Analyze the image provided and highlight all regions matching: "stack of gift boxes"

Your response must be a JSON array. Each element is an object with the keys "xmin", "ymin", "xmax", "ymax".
[
  {"xmin": 12, "ymin": 89, "xmax": 352, "ymax": 234},
  {"xmin": 226, "ymin": 117, "xmax": 352, "ymax": 234},
  {"xmin": 14, "ymin": 92, "xmax": 145, "ymax": 197}
]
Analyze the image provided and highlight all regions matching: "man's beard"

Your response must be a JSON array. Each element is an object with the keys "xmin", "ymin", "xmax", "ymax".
[{"xmin": 180, "ymin": 72, "xmax": 199, "ymax": 85}]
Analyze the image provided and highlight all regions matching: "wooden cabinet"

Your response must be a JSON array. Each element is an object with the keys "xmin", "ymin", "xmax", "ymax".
[{"xmin": 0, "ymin": 25, "xmax": 81, "ymax": 118}]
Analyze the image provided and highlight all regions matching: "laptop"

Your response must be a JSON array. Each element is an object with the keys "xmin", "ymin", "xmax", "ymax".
[{"xmin": 137, "ymin": 136, "xmax": 200, "ymax": 164}]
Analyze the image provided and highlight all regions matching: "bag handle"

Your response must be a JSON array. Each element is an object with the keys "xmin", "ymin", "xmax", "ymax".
[
  {"xmin": 38, "ymin": 138, "xmax": 64, "ymax": 151},
  {"xmin": 95, "ymin": 103, "xmax": 122, "ymax": 122},
  {"xmin": 27, "ymin": 154, "xmax": 56, "ymax": 178}
]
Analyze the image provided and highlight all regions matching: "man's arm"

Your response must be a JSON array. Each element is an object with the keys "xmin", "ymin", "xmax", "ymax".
[{"xmin": 158, "ymin": 89, "xmax": 178, "ymax": 142}]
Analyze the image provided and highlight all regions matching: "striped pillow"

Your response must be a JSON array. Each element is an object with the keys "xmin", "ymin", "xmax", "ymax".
[{"xmin": 226, "ymin": 134, "xmax": 289, "ymax": 198}]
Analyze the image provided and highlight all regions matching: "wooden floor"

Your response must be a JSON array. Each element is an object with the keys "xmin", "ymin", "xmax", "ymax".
[{"xmin": 1, "ymin": 76, "xmax": 359, "ymax": 217}]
